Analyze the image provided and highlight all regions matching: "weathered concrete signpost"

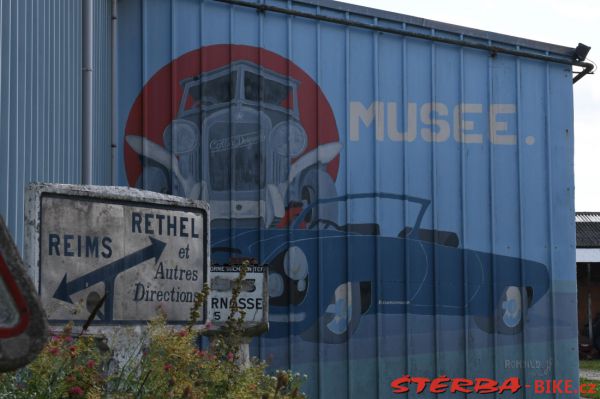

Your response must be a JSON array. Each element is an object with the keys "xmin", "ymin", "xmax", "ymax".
[
  {"xmin": 0, "ymin": 215, "xmax": 48, "ymax": 371},
  {"xmin": 25, "ymin": 184, "xmax": 209, "ymax": 327}
]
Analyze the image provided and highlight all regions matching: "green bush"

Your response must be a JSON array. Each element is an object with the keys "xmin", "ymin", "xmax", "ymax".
[
  {"xmin": 0, "ymin": 262, "xmax": 306, "ymax": 398},
  {"xmin": 0, "ymin": 324, "xmax": 105, "ymax": 398}
]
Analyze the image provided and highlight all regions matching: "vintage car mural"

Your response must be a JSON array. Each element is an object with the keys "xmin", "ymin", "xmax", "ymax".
[
  {"xmin": 124, "ymin": 46, "xmax": 551, "ymax": 343},
  {"xmin": 126, "ymin": 60, "xmax": 340, "ymax": 229}
]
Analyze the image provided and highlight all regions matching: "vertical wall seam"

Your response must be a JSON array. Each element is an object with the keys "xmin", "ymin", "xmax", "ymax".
[
  {"xmin": 15, "ymin": 0, "xmax": 22, "ymax": 247},
  {"xmin": 286, "ymin": 0, "xmax": 294, "ymax": 367},
  {"xmin": 226, "ymin": 0, "xmax": 235, "ymax": 362},
  {"xmin": 26, "ymin": 0, "xmax": 32, "ymax": 186},
  {"xmin": 43, "ymin": 0, "xmax": 48, "ymax": 183},
  {"xmin": 430, "ymin": 33, "xmax": 440, "ymax": 380},
  {"xmin": 315, "ymin": 9, "xmax": 322, "ymax": 397},
  {"xmin": 459, "ymin": 42, "xmax": 469, "ymax": 390},
  {"xmin": 257, "ymin": 0, "xmax": 265, "ymax": 365},
  {"xmin": 402, "ymin": 31, "xmax": 409, "ymax": 388},
  {"xmin": 66, "ymin": 0, "xmax": 71, "ymax": 184},
  {"xmin": 51, "ymin": 0, "xmax": 56, "ymax": 181},
  {"xmin": 169, "ymin": 0, "xmax": 174, "ymax": 194},
  {"xmin": 372, "ymin": 20, "xmax": 381, "ymax": 399},
  {"xmin": 344, "ymin": 11, "xmax": 351, "ymax": 399},
  {"xmin": 544, "ymin": 62, "xmax": 558, "ymax": 399},
  {"xmin": 515, "ymin": 53, "xmax": 528, "ymax": 399},
  {"xmin": 141, "ymin": 0, "xmax": 146, "ymax": 190},
  {"xmin": 1, "ymin": 0, "xmax": 5, "ymax": 219},
  {"xmin": 285, "ymin": 0, "xmax": 293, "ymax": 371},
  {"xmin": 487, "ymin": 40, "xmax": 499, "ymax": 399},
  {"xmin": 12, "ymin": 0, "xmax": 18, "ymax": 238},
  {"xmin": 0, "ymin": 0, "xmax": 4, "ymax": 221}
]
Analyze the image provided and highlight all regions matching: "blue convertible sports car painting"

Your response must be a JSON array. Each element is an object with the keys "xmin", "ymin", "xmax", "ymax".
[{"xmin": 210, "ymin": 193, "xmax": 550, "ymax": 344}]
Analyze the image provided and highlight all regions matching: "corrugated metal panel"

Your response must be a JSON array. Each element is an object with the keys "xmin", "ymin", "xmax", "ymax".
[
  {"xmin": 94, "ymin": 0, "xmax": 113, "ymax": 184},
  {"xmin": 117, "ymin": 0, "xmax": 578, "ymax": 397},
  {"xmin": 0, "ymin": 0, "xmax": 112, "ymax": 252}
]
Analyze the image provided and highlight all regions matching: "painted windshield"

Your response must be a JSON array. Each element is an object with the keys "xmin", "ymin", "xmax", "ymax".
[
  {"xmin": 243, "ymin": 71, "xmax": 295, "ymax": 111},
  {"xmin": 183, "ymin": 71, "xmax": 237, "ymax": 111},
  {"xmin": 291, "ymin": 193, "xmax": 431, "ymax": 236}
]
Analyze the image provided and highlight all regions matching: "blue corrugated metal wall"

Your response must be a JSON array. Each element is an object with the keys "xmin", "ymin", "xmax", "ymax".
[
  {"xmin": 117, "ymin": 1, "xmax": 578, "ymax": 397},
  {"xmin": 0, "ymin": 0, "xmax": 112, "ymax": 251},
  {"xmin": 119, "ymin": 0, "xmax": 577, "ymax": 398}
]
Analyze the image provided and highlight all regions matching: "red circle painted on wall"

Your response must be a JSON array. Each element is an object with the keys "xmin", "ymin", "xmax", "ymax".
[{"xmin": 124, "ymin": 44, "xmax": 340, "ymax": 190}]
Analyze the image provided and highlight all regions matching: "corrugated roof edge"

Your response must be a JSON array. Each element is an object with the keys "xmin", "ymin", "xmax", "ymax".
[
  {"xmin": 225, "ymin": 0, "xmax": 579, "ymax": 62},
  {"xmin": 302, "ymin": 0, "xmax": 576, "ymax": 58},
  {"xmin": 576, "ymin": 212, "xmax": 600, "ymax": 223}
]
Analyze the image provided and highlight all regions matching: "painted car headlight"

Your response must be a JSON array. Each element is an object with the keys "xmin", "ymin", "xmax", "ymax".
[
  {"xmin": 267, "ymin": 248, "xmax": 309, "ymax": 306},
  {"xmin": 269, "ymin": 272, "xmax": 284, "ymax": 298},
  {"xmin": 163, "ymin": 119, "xmax": 200, "ymax": 154},
  {"xmin": 283, "ymin": 246, "xmax": 308, "ymax": 281},
  {"xmin": 271, "ymin": 121, "xmax": 307, "ymax": 157}
]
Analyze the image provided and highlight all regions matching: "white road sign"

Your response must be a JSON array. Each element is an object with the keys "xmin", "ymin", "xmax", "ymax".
[
  {"xmin": 25, "ymin": 184, "xmax": 209, "ymax": 325},
  {"xmin": 208, "ymin": 264, "xmax": 268, "ymax": 332}
]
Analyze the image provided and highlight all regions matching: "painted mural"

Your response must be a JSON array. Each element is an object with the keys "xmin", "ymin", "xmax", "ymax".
[
  {"xmin": 122, "ymin": 42, "xmax": 566, "ymax": 397},
  {"xmin": 124, "ymin": 43, "xmax": 549, "ymax": 339}
]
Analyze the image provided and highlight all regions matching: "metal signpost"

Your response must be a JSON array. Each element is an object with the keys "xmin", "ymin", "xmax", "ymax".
[
  {"xmin": 25, "ymin": 184, "xmax": 209, "ymax": 326},
  {"xmin": 208, "ymin": 263, "xmax": 268, "ymax": 364},
  {"xmin": 208, "ymin": 264, "xmax": 268, "ymax": 329},
  {"xmin": 0, "ymin": 216, "xmax": 48, "ymax": 372}
]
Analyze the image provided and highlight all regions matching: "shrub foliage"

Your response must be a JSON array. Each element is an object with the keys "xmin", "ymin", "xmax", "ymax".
[{"xmin": 0, "ymin": 262, "xmax": 306, "ymax": 398}]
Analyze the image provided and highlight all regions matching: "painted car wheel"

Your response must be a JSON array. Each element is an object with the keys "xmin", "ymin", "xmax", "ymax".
[
  {"xmin": 500, "ymin": 286, "xmax": 522, "ymax": 328},
  {"xmin": 301, "ymin": 281, "xmax": 371, "ymax": 344},
  {"xmin": 474, "ymin": 285, "xmax": 530, "ymax": 334}
]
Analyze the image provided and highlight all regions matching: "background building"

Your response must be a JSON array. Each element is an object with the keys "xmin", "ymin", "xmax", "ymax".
[{"xmin": 576, "ymin": 212, "xmax": 600, "ymax": 353}]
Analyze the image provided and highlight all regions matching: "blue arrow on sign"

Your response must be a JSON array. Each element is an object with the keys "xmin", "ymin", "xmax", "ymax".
[{"xmin": 52, "ymin": 237, "xmax": 166, "ymax": 304}]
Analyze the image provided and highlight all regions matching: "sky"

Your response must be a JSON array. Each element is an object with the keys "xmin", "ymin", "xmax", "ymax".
[{"xmin": 344, "ymin": 0, "xmax": 599, "ymax": 211}]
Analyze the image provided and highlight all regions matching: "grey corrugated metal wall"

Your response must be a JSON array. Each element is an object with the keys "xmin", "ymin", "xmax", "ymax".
[
  {"xmin": 93, "ymin": 0, "xmax": 112, "ymax": 185},
  {"xmin": 0, "ymin": 0, "xmax": 112, "ymax": 251}
]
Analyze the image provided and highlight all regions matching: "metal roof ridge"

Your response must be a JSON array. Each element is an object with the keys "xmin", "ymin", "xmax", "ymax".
[{"xmin": 285, "ymin": 0, "xmax": 576, "ymax": 58}]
